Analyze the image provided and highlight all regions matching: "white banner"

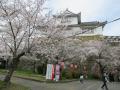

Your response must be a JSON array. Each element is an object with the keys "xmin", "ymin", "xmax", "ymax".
[{"xmin": 46, "ymin": 64, "xmax": 52, "ymax": 80}]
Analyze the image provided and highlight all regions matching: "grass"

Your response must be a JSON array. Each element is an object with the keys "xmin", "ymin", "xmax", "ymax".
[
  {"xmin": 0, "ymin": 80, "xmax": 31, "ymax": 90},
  {"xmin": 0, "ymin": 69, "xmax": 78, "ymax": 83},
  {"xmin": 14, "ymin": 70, "xmax": 45, "ymax": 81},
  {"xmin": 0, "ymin": 69, "xmax": 6, "ymax": 75},
  {"xmin": 0, "ymin": 69, "xmax": 45, "ymax": 81}
]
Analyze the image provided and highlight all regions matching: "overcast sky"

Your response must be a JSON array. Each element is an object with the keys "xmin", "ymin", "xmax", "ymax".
[{"xmin": 48, "ymin": 0, "xmax": 120, "ymax": 36}]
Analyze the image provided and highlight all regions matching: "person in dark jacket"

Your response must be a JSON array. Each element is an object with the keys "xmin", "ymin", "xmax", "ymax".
[{"xmin": 101, "ymin": 72, "xmax": 109, "ymax": 90}]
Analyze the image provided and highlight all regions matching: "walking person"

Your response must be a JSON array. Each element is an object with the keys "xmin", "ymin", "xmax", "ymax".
[
  {"xmin": 79, "ymin": 74, "xmax": 84, "ymax": 84},
  {"xmin": 101, "ymin": 72, "xmax": 109, "ymax": 90}
]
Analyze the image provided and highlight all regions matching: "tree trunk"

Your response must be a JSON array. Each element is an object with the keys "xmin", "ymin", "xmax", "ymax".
[
  {"xmin": 4, "ymin": 58, "xmax": 19, "ymax": 83},
  {"xmin": 33, "ymin": 61, "xmax": 36, "ymax": 73},
  {"xmin": 97, "ymin": 62, "xmax": 106, "ymax": 80},
  {"xmin": 4, "ymin": 52, "xmax": 25, "ymax": 84},
  {"xmin": 4, "ymin": 66, "xmax": 15, "ymax": 84},
  {"xmin": 43, "ymin": 60, "xmax": 48, "ymax": 75}
]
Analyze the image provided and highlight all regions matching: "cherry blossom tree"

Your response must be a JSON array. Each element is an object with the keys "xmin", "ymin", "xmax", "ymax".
[
  {"xmin": 82, "ymin": 40, "xmax": 120, "ymax": 79},
  {"xmin": 0, "ymin": 0, "xmax": 47, "ymax": 83}
]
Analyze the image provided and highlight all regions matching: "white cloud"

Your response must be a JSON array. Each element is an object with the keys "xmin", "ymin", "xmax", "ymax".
[
  {"xmin": 48, "ymin": 0, "xmax": 120, "ymax": 36},
  {"xmin": 50, "ymin": 0, "xmax": 106, "ymax": 21}
]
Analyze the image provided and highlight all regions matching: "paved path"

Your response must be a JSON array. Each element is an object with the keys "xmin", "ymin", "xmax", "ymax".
[{"xmin": 0, "ymin": 75, "xmax": 120, "ymax": 90}]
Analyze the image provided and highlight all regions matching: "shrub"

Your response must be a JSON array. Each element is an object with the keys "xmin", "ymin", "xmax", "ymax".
[
  {"xmin": 61, "ymin": 69, "xmax": 66, "ymax": 78},
  {"xmin": 72, "ymin": 69, "xmax": 80, "ymax": 78},
  {"xmin": 37, "ymin": 65, "xmax": 43, "ymax": 74},
  {"xmin": 65, "ymin": 70, "xmax": 73, "ymax": 79},
  {"xmin": 61, "ymin": 68, "xmax": 73, "ymax": 79},
  {"xmin": 61, "ymin": 68, "xmax": 80, "ymax": 79}
]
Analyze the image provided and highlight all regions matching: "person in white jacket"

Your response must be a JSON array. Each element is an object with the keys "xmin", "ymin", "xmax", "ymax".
[{"xmin": 80, "ymin": 74, "xmax": 84, "ymax": 84}]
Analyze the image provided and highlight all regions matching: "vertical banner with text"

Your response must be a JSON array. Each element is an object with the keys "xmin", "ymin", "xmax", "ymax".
[
  {"xmin": 46, "ymin": 64, "xmax": 55, "ymax": 80},
  {"xmin": 55, "ymin": 64, "xmax": 60, "ymax": 81},
  {"xmin": 46, "ymin": 64, "xmax": 52, "ymax": 80}
]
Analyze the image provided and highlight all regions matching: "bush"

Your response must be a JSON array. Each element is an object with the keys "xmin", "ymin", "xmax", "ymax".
[
  {"xmin": 36, "ymin": 64, "xmax": 46, "ymax": 75},
  {"xmin": 61, "ymin": 68, "xmax": 80, "ymax": 79},
  {"xmin": 61, "ymin": 68, "xmax": 73, "ymax": 79},
  {"xmin": 65, "ymin": 70, "xmax": 73, "ymax": 79},
  {"xmin": 61, "ymin": 69, "xmax": 66, "ymax": 78},
  {"xmin": 72, "ymin": 69, "xmax": 80, "ymax": 78},
  {"xmin": 37, "ymin": 65, "xmax": 43, "ymax": 74}
]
